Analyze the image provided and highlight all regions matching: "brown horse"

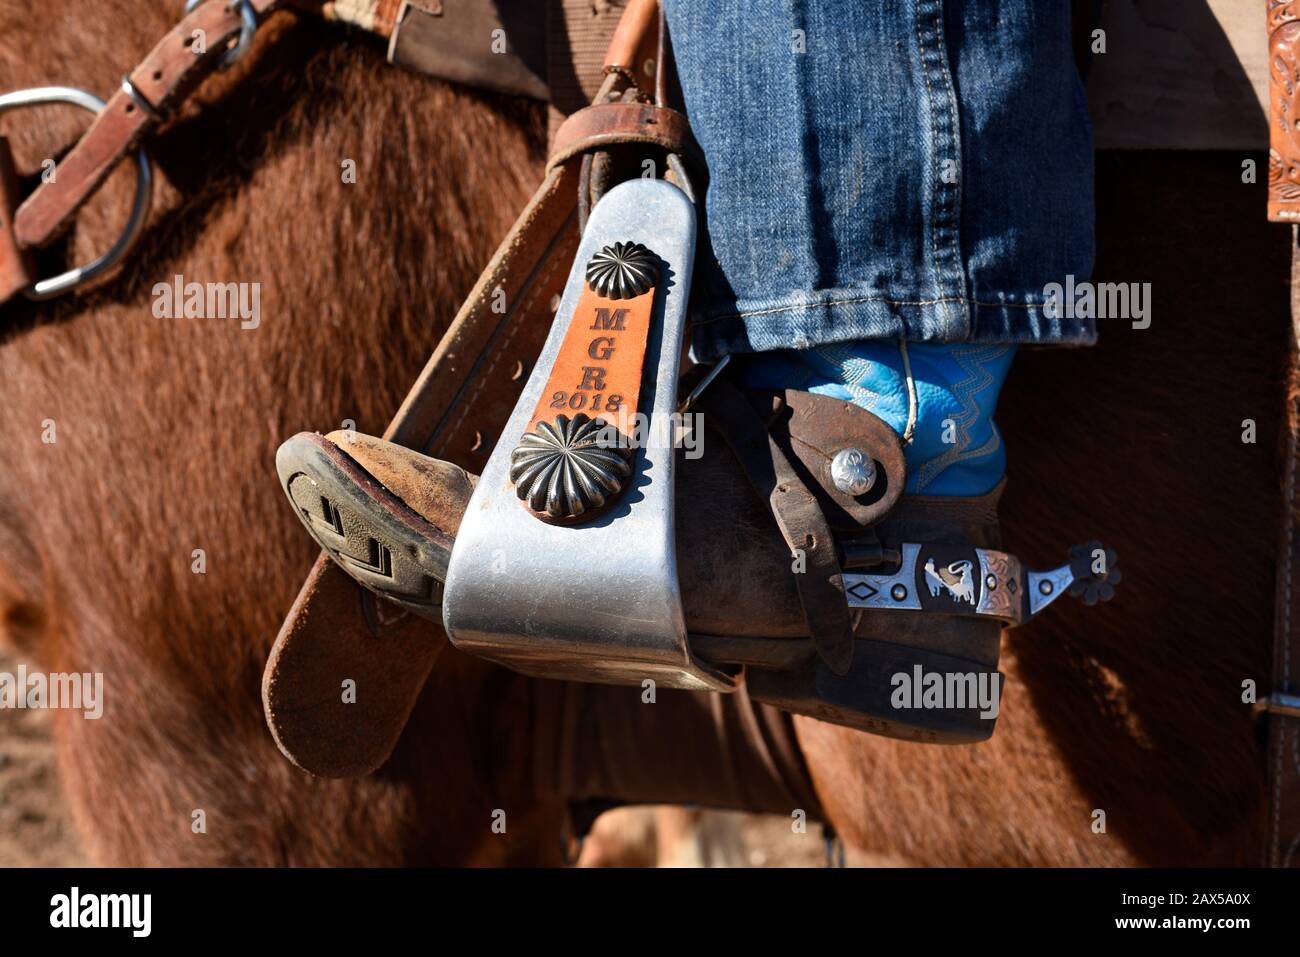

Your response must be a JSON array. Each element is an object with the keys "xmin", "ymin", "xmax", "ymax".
[{"xmin": 0, "ymin": 0, "xmax": 1283, "ymax": 865}]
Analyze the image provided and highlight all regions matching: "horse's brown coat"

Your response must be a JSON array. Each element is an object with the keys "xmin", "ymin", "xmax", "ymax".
[
  {"xmin": 0, "ymin": 1, "xmax": 564, "ymax": 865},
  {"xmin": 0, "ymin": 3, "xmax": 1283, "ymax": 864}
]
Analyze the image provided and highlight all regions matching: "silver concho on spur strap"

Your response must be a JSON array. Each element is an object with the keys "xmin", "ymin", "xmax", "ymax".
[{"xmin": 842, "ymin": 541, "xmax": 1121, "ymax": 626}]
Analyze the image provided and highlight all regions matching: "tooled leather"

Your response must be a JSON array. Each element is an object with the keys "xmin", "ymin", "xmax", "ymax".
[
  {"xmin": 524, "ymin": 279, "xmax": 656, "ymax": 433},
  {"xmin": 1270, "ymin": 1, "xmax": 1300, "ymax": 222}
]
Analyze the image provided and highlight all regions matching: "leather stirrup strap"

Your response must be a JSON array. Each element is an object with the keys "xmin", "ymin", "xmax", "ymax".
[
  {"xmin": 0, "ymin": 138, "xmax": 34, "ymax": 304},
  {"xmin": 547, "ymin": 101, "xmax": 701, "ymax": 175},
  {"xmin": 265, "ymin": 159, "xmax": 582, "ymax": 776},
  {"xmin": 698, "ymin": 378, "xmax": 855, "ymax": 676}
]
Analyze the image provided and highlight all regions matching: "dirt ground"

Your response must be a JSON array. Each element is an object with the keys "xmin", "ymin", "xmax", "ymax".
[
  {"xmin": 0, "ymin": 646, "xmax": 882, "ymax": 867},
  {"xmin": 0, "ymin": 649, "xmax": 87, "ymax": 867}
]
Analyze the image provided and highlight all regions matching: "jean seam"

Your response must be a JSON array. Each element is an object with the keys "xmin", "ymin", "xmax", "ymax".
[
  {"xmin": 913, "ymin": 0, "xmax": 968, "ymax": 336},
  {"xmin": 913, "ymin": 0, "xmax": 945, "ymax": 328},
  {"xmin": 694, "ymin": 293, "xmax": 1054, "ymax": 325},
  {"xmin": 932, "ymin": 1, "xmax": 966, "ymax": 318}
]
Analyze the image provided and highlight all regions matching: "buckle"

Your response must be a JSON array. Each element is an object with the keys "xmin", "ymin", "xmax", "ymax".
[{"xmin": 184, "ymin": 0, "xmax": 258, "ymax": 70}]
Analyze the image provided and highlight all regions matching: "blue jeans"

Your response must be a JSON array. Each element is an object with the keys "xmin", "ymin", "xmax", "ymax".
[{"xmin": 664, "ymin": 0, "xmax": 1095, "ymax": 361}]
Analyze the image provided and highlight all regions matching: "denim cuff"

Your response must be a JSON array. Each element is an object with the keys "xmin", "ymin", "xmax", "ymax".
[
  {"xmin": 666, "ymin": 0, "xmax": 1096, "ymax": 363},
  {"xmin": 689, "ymin": 287, "xmax": 1098, "ymax": 363}
]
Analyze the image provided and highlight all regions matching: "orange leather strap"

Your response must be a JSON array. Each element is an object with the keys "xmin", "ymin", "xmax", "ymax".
[
  {"xmin": 602, "ymin": 0, "xmax": 661, "ymax": 91},
  {"xmin": 526, "ymin": 281, "xmax": 655, "ymax": 435}
]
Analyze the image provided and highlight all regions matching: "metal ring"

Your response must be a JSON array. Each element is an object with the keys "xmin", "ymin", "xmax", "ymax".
[
  {"xmin": 0, "ymin": 86, "xmax": 153, "ymax": 300},
  {"xmin": 184, "ymin": 0, "xmax": 258, "ymax": 69},
  {"xmin": 119, "ymin": 76, "xmax": 166, "ymax": 123}
]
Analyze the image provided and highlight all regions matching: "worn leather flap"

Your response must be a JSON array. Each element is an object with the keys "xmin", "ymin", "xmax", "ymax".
[
  {"xmin": 389, "ymin": 0, "xmax": 548, "ymax": 100},
  {"xmin": 773, "ymin": 389, "xmax": 907, "ymax": 529}
]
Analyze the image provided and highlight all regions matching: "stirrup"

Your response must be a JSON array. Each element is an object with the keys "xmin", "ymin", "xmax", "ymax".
[{"xmin": 443, "ymin": 176, "xmax": 736, "ymax": 692}]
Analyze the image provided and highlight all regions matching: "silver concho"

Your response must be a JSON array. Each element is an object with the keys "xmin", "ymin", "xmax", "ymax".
[
  {"xmin": 830, "ymin": 447, "xmax": 877, "ymax": 496},
  {"xmin": 509, "ymin": 413, "xmax": 633, "ymax": 519},
  {"xmin": 585, "ymin": 241, "xmax": 658, "ymax": 299}
]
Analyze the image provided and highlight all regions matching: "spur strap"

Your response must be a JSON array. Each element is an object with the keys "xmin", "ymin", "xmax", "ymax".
[{"xmin": 699, "ymin": 379, "xmax": 856, "ymax": 676}]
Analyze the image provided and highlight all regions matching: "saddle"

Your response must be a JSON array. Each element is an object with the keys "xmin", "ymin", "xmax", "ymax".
[{"xmin": 263, "ymin": 0, "xmax": 1119, "ymax": 777}]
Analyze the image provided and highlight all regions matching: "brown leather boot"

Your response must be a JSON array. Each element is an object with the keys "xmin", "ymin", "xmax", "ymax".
[{"xmin": 276, "ymin": 386, "xmax": 1117, "ymax": 744}]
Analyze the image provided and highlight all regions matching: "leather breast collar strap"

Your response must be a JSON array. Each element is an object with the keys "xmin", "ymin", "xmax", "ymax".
[{"xmin": 0, "ymin": 0, "xmax": 556, "ymax": 309}]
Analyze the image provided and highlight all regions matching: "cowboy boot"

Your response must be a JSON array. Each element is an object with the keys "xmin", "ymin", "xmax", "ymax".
[{"xmin": 276, "ymin": 379, "xmax": 1118, "ymax": 744}]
